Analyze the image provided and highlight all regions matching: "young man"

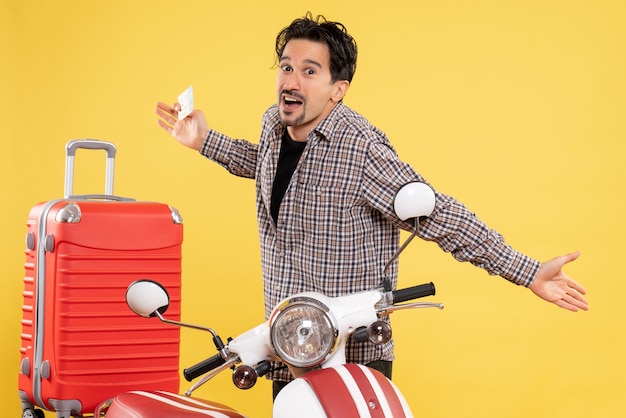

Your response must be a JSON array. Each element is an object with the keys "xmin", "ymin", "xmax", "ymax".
[{"xmin": 155, "ymin": 13, "xmax": 588, "ymax": 398}]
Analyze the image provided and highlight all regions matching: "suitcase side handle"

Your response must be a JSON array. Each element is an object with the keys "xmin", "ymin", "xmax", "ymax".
[{"xmin": 64, "ymin": 139, "xmax": 117, "ymax": 198}]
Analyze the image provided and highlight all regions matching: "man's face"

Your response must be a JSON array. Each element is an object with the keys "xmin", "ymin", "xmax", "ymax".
[{"xmin": 276, "ymin": 39, "xmax": 348, "ymax": 141}]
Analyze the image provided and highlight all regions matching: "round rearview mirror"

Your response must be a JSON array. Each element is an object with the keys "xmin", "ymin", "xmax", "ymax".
[
  {"xmin": 394, "ymin": 182, "xmax": 436, "ymax": 221},
  {"xmin": 126, "ymin": 280, "xmax": 170, "ymax": 318}
]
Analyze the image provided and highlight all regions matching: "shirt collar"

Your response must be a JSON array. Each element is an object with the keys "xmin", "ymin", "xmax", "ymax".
[{"xmin": 310, "ymin": 101, "xmax": 345, "ymax": 143}]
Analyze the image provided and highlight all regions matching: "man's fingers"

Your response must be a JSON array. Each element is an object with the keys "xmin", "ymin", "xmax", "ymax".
[
  {"xmin": 156, "ymin": 118, "xmax": 173, "ymax": 134},
  {"xmin": 561, "ymin": 251, "xmax": 581, "ymax": 265},
  {"xmin": 155, "ymin": 104, "xmax": 179, "ymax": 128},
  {"xmin": 568, "ymin": 279, "xmax": 587, "ymax": 295},
  {"xmin": 562, "ymin": 286, "xmax": 589, "ymax": 311},
  {"xmin": 155, "ymin": 101, "xmax": 180, "ymax": 120},
  {"xmin": 556, "ymin": 299, "xmax": 579, "ymax": 312},
  {"xmin": 568, "ymin": 290, "xmax": 589, "ymax": 310},
  {"xmin": 155, "ymin": 101, "xmax": 174, "ymax": 113}
]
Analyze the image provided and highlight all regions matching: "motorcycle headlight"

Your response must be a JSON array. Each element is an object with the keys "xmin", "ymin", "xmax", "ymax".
[{"xmin": 270, "ymin": 296, "xmax": 338, "ymax": 368}]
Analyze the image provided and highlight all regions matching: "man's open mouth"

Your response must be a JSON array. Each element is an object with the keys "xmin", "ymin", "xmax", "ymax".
[{"xmin": 282, "ymin": 92, "xmax": 304, "ymax": 110}]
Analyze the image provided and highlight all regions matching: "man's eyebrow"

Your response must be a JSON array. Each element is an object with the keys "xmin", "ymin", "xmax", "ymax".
[{"xmin": 279, "ymin": 56, "xmax": 323, "ymax": 69}]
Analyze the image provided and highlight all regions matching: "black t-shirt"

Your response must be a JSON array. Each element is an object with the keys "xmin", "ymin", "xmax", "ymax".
[{"xmin": 270, "ymin": 130, "xmax": 306, "ymax": 224}]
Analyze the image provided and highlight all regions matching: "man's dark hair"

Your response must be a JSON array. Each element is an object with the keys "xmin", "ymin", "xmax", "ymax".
[{"xmin": 275, "ymin": 12, "xmax": 358, "ymax": 83}]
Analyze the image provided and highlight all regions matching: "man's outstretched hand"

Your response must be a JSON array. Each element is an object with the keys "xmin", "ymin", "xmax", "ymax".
[
  {"xmin": 530, "ymin": 251, "xmax": 588, "ymax": 312},
  {"xmin": 155, "ymin": 101, "xmax": 208, "ymax": 151}
]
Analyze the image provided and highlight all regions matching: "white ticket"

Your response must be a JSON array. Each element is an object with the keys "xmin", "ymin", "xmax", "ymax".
[{"xmin": 177, "ymin": 85, "xmax": 194, "ymax": 120}]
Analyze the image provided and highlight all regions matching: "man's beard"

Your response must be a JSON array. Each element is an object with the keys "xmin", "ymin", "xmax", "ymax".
[{"xmin": 279, "ymin": 110, "xmax": 305, "ymax": 127}]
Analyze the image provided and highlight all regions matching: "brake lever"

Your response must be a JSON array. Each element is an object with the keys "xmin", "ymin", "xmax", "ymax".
[
  {"xmin": 377, "ymin": 301, "xmax": 444, "ymax": 316},
  {"xmin": 184, "ymin": 355, "xmax": 240, "ymax": 397}
]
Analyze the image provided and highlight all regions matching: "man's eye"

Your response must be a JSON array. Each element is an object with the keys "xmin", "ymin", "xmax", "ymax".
[
  {"xmin": 281, "ymin": 65, "xmax": 292, "ymax": 72},
  {"xmin": 305, "ymin": 69, "xmax": 315, "ymax": 75}
]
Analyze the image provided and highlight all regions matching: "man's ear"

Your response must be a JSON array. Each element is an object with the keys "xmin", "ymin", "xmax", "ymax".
[{"xmin": 331, "ymin": 80, "xmax": 350, "ymax": 103}]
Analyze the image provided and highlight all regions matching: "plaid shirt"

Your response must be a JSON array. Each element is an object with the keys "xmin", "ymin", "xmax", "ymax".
[{"xmin": 201, "ymin": 102, "xmax": 540, "ymax": 381}]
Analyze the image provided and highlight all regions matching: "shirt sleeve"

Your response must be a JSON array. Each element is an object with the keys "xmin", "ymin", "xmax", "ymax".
[
  {"xmin": 200, "ymin": 129, "xmax": 259, "ymax": 179},
  {"xmin": 364, "ymin": 142, "xmax": 540, "ymax": 287},
  {"xmin": 418, "ymin": 191, "xmax": 540, "ymax": 287}
]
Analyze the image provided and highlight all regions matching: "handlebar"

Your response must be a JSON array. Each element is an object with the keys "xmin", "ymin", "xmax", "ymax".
[
  {"xmin": 392, "ymin": 282, "xmax": 435, "ymax": 304},
  {"xmin": 184, "ymin": 284, "xmax": 436, "ymax": 383},
  {"xmin": 184, "ymin": 353, "xmax": 226, "ymax": 382}
]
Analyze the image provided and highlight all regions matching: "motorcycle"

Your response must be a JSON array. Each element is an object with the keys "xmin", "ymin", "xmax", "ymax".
[{"xmin": 27, "ymin": 182, "xmax": 444, "ymax": 418}]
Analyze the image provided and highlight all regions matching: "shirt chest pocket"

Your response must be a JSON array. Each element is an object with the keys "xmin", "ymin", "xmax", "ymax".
[
  {"xmin": 288, "ymin": 141, "xmax": 365, "ymax": 217},
  {"xmin": 291, "ymin": 173, "xmax": 364, "ymax": 223},
  {"xmin": 293, "ymin": 181, "xmax": 345, "ymax": 215}
]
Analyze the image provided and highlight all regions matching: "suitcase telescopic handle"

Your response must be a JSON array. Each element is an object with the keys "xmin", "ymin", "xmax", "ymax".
[{"xmin": 64, "ymin": 139, "xmax": 117, "ymax": 198}]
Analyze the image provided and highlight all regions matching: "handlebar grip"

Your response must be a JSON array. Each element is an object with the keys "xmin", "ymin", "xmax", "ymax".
[
  {"xmin": 392, "ymin": 282, "xmax": 436, "ymax": 304},
  {"xmin": 352, "ymin": 326, "xmax": 369, "ymax": 343},
  {"xmin": 183, "ymin": 353, "xmax": 226, "ymax": 382}
]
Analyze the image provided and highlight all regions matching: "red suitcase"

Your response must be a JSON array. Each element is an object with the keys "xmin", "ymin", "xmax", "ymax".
[{"xmin": 18, "ymin": 140, "xmax": 183, "ymax": 418}]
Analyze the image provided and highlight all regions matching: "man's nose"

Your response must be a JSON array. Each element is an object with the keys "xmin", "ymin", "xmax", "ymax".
[{"xmin": 282, "ymin": 72, "xmax": 300, "ymax": 91}]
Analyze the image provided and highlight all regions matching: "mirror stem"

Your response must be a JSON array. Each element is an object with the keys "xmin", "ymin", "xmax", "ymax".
[
  {"xmin": 382, "ymin": 220, "xmax": 420, "ymax": 283},
  {"xmin": 155, "ymin": 310, "xmax": 219, "ymax": 339}
]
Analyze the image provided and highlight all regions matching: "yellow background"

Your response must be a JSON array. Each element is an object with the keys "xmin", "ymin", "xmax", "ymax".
[{"xmin": 2, "ymin": 1, "xmax": 625, "ymax": 416}]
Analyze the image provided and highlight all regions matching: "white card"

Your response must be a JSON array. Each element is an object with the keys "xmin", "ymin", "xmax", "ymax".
[{"xmin": 177, "ymin": 85, "xmax": 194, "ymax": 120}]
